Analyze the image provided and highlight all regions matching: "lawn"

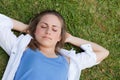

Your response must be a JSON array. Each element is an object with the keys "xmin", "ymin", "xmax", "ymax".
[{"xmin": 0, "ymin": 0, "xmax": 120, "ymax": 80}]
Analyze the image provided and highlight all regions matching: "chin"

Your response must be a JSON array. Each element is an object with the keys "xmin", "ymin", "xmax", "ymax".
[{"xmin": 40, "ymin": 42, "xmax": 54, "ymax": 48}]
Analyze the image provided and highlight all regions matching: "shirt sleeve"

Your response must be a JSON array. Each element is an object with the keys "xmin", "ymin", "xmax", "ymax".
[
  {"xmin": 76, "ymin": 44, "xmax": 98, "ymax": 70},
  {"xmin": 0, "ymin": 13, "xmax": 17, "ymax": 56}
]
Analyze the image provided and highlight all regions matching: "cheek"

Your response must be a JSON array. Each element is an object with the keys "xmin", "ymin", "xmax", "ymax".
[
  {"xmin": 34, "ymin": 27, "xmax": 43, "ymax": 36},
  {"xmin": 34, "ymin": 27, "xmax": 39, "ymax": 34},
  {"xmin": 34, "ymin": 30, "xmax": 39, "ymax": 37},
  {"xmin": 53, "ymin": 32, "xmax": 61, "ymax": 41}
]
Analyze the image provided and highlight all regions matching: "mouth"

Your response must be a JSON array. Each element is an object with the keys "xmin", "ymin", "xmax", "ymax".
[{"xmin": 42, "ymin": 36, "xmax": 52, "ymax": 40}]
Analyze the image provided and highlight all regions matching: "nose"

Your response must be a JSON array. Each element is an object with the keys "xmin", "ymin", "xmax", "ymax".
[{"xmin": 45, "ymin": 28, "xmax": 51, "ymax": 35}]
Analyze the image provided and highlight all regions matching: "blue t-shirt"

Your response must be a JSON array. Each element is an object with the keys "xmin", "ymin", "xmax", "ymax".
[{"xmin": 14, "ymin": 48, "xmax": 69, "ymax": 80}]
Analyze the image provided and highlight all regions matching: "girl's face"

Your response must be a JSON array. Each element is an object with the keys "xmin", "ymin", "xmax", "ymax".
[{"xmin": 34, "ymin": 14, "xmax": 62, "ymax": 48}]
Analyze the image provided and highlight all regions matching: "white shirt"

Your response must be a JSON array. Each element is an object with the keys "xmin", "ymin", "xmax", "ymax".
[{"xmin": 0, "ymin": 13, "xmax": 98, "ymax": 80}]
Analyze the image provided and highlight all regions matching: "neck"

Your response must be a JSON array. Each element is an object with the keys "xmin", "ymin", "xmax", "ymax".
[{"xmin": 39, "ymin": 46, "xmax": 58, "ymax": 58}]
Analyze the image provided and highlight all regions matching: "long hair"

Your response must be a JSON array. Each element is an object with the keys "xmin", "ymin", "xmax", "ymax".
[{"xmin": 27, "ymin": 10, "xmax": 66, "ymax": 53}]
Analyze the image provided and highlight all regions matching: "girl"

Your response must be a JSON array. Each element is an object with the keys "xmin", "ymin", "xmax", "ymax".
[{"xmin": 0, "ymin": 10, "xmax": 109, "ymax": 80}]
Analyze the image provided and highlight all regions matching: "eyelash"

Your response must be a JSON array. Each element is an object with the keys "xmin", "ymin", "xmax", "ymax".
[
  {"xmin": 41, "ymin": 26, "xmax": 47, "ymax": 28},
  {"xmin": 52, "ymin": 29, "xmax": 57, "ymax": 32},
  {"xmin": 41, "ymin": 26, "xmax": 57, "ymax": 32}
]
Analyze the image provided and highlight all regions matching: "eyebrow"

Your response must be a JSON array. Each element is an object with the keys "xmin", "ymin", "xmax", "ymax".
[{"xmin": 40, "ymin": 22, "xmax": 60, "ymax": 28}]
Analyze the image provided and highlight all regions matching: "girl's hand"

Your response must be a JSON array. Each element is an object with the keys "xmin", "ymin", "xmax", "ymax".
[{"xmin": 65, "ymin": 32, "xmax": 72, "ymax": 43}]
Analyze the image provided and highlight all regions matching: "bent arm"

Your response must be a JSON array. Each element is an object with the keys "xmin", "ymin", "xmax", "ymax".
[
  {"xmin": 11, "ymin": 19, "xmax": 28, "ymax": 32},
  {"xmin": 11, "ymin": 19, "xmax": 28, "ymax": 33},
  {"xmin": 65, "ymin": 33, "xmax": 109, "ymax": 63},
  {"xmin": 0, "ymin": 13, "xmax": 17, "ymax": 55}
]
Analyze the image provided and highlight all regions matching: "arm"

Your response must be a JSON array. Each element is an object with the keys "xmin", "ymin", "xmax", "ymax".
[
  {"xmin": 11, "ymin": 19, "xmax": 28, "ymax": 33},
  {"xmin": 0, "ymin": 13, "xmax": 29, "ymax": 55},
  {"xmin": 0, "ymin": 14, "xmax": 17, "ymax": 55},
  {"xmin": 65, "ymin": 33, "xmax": 109, "ymax": 63}
]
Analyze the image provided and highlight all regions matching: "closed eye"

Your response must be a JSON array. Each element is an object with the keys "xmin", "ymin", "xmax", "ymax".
[
  {"xmin": 52, "ymin": 28, "xmax": 57, "ymax": 32},
  {"xmin": 41, "ymin": 25, "xmax": 47, "ymax": 28}
]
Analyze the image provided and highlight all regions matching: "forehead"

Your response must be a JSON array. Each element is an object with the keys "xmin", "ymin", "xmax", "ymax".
[{"xmin": 39, "ymin": 14, "xmax": 62, "ymax": 27}]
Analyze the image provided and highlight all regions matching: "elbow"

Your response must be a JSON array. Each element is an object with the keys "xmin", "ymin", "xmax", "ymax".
[
  {"xmin": 96, "ymin": 49, "xmax": 109, "ymax": 63},
  {"xmin": 101, "ymin": 49, "xmax": 109, "ymax": 61},
  {"xmin": 105, "ymin": 50, "xmax": 109, "ymax": 58}
]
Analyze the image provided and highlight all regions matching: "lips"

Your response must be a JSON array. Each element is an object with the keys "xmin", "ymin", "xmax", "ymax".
[{"xmin": 42, "ymin": 36, "xmax": 52, "ymax": 40}]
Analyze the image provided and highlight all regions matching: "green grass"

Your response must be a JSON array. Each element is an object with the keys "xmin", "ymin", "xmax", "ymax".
[{"xmin": 0, "ymin": 0, "xmax": 120, "ymax": 80}]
